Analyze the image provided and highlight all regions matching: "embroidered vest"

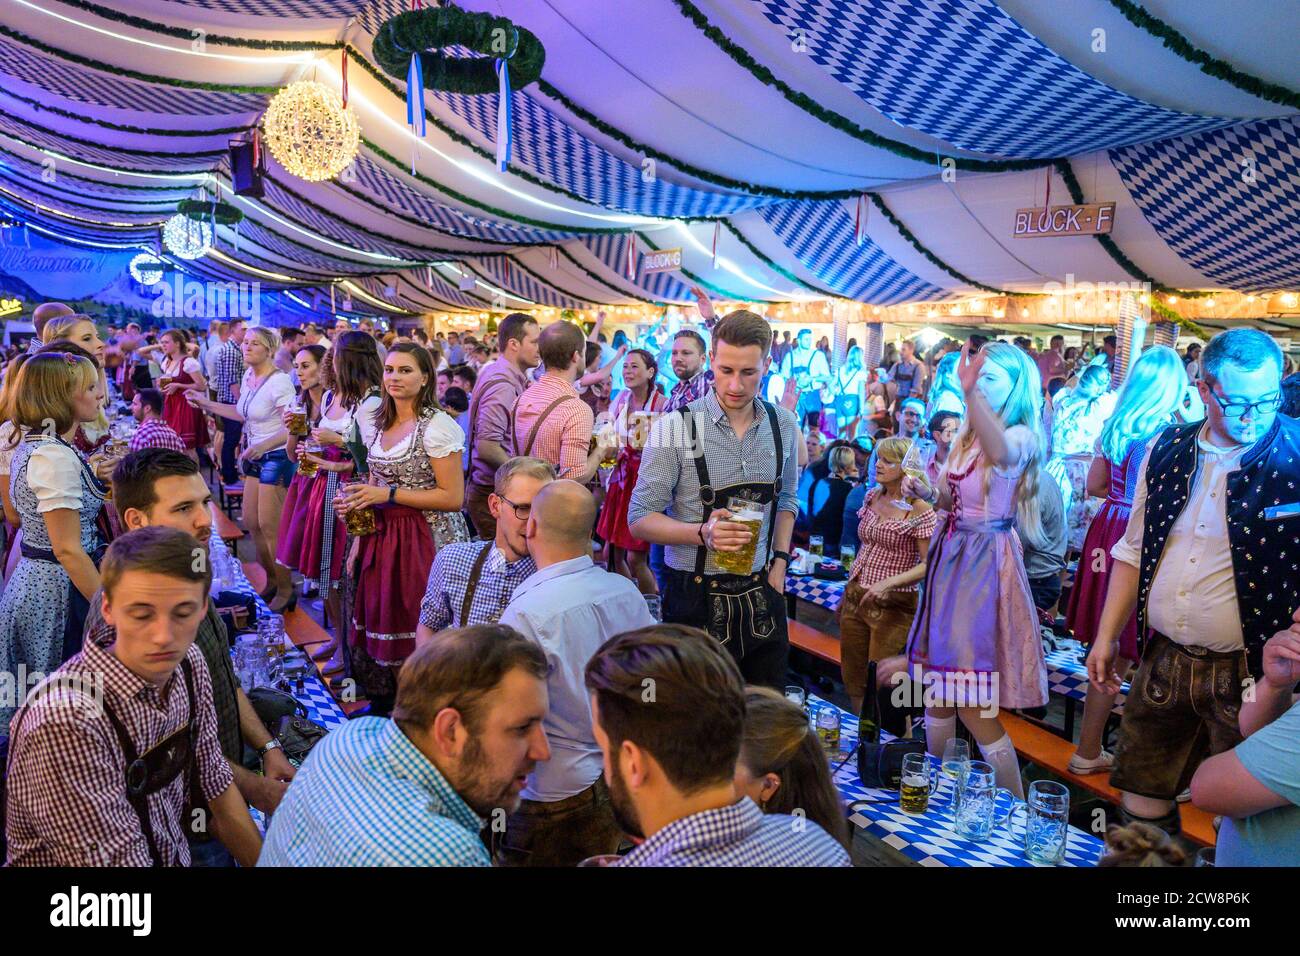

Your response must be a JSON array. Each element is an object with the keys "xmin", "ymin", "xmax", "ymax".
[{"xmin": 1137, "ymin": 416, "xmax": 1300, "ymax": 678}]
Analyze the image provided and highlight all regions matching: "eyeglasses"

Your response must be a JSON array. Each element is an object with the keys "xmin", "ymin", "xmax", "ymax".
[
  {"xmin": 1207, "ymin": 390, "xmax": 1282, "ymax": 418},
  {"xmin": 497, "ymin": 495, "xmax": 532, "ymax": 520}
]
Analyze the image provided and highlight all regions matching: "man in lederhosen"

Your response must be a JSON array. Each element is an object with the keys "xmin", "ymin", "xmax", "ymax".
[
  {"xmin": 629, "ymin": 310, "xmax": 799, "ymax": 688},
  {"xmin": 780, "ymin": 328, "xmax": 831, "ymax": 429}
]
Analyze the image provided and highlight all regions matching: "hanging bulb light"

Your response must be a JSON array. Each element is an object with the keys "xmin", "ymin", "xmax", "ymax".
[
  {"xmin": 162, "ymin": 214, "xmax": 211, "ymax": 260},
  {"xmin": 262, "ymin": 80, "xmax": 361, "ymax": 182}
]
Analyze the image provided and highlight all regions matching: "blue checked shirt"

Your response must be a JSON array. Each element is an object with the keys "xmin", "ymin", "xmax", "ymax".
[
  {"xmin": 615, "ymin": 797, "xmax": 851, "ymax": 867},
  {"xmin": 419, "ymin": 540, "xmax": 537, "ymax": 631},
  {"xmin": 628, "ymin": 389, "xmax": 800, "ymax": 575},
  {"xmin": 258, "ymin": 717, "xmax": 489, "ymax": 867},
  {"xmin": 212, "ymin": 340, "xmax": 245, "ymax": 404}
]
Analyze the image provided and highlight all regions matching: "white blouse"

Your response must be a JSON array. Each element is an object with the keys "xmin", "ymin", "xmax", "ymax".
[
  {"xmin": 238, "ymin": 369, "xmax": 295, "ymax": 450},
  {"xmin": 364, "ymin": 409, "xmax": 464, "ymax": 462},
  {"xmin": 27, "ymin": 442, "xmax": 84, "ymax": 513}
]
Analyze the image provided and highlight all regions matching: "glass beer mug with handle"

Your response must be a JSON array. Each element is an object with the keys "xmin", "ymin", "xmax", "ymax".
[
  {"xmin": 952, "ymin": 760, "xmax": 1016, "ymax": 842},
  {"xmin": 713, "ymin": 493, "xmax": 764, "ymax": 574},
  {"xmin": 899, "ymin": 752, "xmax": 934, "ymax": 816},
  {"xmin": 1007, "ymin": 780, "xmax": 1070, "ymax": 865}
]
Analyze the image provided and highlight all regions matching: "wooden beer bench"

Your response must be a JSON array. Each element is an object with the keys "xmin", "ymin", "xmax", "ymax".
[
  {"xmin": 210, "ymin": 504, "xmax": 244, "ymax": 546},
  {"xmin": 788, "ymin": 618, "xmax": 842, "ymax": 665}
]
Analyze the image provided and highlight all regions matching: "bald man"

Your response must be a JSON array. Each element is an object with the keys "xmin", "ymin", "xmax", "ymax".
[
  {"xmin": 494, "ymin": 480, "xmax": 654, "ymax": 866},
  {"xmin": 28, "ymin": 302, "xmax": 74, "ymax": 354}
]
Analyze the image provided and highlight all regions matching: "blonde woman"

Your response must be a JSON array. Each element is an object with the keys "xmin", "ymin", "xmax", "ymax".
[
  {"xmin": 41, "ymin": 314, "xmax": 110, "ymax": 447},
  {"xmin": 838, "ymin": 436, "xmax": 936, "ymax": 715},
  {"xmin": 902, "ymin": 342, "xmax": 1050, "ymax": 798},
  {"xmin": 0, "ymin": 353, "xmax": 113, "ymax": 725},
  {"xmin": 191, "ymin": 326, "xmax": 296, "ymax": 610}
]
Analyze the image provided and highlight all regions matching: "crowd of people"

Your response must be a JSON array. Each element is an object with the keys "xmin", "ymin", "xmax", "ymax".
[{"xmin": 0, "ymin": 293, "xmax": 1297, "ymax": 869}]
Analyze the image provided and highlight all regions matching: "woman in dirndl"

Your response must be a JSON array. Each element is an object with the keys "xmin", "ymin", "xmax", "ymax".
[
  {"xmin": 902, "ymin": 342, "xmax": 1050, "ymax": 799},
  {"xmin": 275, "ymin": 344, "xmax": 327, "ymax": 606},
  {"xmin": 337, "ymin": 343, "xmax": 468, "ymax": 713},
  {"xmin": 595, "ymin": 348, "xmax": 665, "ymax": 595},
  {"xmin": 0, "ymin": 351, "xmax": 114, "ymax": 727},
  {"xmin": 153, "ymin": 328, "xmax": 209, "ymax": 460},
  {"xmin": 288, "ymin": 333, "xmax": 384, "ymax": 679}
]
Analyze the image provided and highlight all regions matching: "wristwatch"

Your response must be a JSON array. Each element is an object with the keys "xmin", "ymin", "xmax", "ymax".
[
  {"xmin": 257, "ymin": 738, "xmax": 283, "ymax": 759},
  {"xmin": 388, "ymin": 484, "xmax": 398, "ymax": 504},
  {"xmin": 772, "ymin": 550, "xmax": 792, "ymax": 567}
]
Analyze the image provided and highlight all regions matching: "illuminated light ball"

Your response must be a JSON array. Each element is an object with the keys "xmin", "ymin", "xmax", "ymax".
[
  {"xmin": 162, "ymin": 214, "xmax": 212, "ymax": 260},
  {"xmin": 262, "ymin": 81, "xmax": 361, "ymax": 183},
  {"xmin": 129, "ymin": 251, "xmax": 165, "ymax": 285}
]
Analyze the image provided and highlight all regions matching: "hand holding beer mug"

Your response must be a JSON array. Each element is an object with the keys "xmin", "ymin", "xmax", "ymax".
[
  {"xmin": 285, "ymin": 400, "xmax": 309, "ymax": 437},
  {"xmin": 708, "ymin": 494, "xmax": 762, "ymax": 574}
]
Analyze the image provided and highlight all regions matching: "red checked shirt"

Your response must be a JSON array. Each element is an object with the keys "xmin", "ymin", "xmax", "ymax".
[
  {"xmin": 128, "ymin": 416, "xmax": 187, "ymax": 454},
  {"xmin": 4, "ymin": 636, "xmax": 234, "ymax": 867},
  {"xmin": 848, "ymin": 490, "xmax": 937, "ymax": 591},
  {"xmin": 511, "ymin": 373, "xmax": 594, "ymax": 480}
]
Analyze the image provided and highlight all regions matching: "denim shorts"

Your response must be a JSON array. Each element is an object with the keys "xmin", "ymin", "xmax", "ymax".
[{"xmin": 241, "ymin": 448, "xmax": 295, "ymax": 487}]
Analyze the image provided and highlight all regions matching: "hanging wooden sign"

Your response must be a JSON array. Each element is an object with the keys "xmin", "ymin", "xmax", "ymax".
[
  {"xmin": 642, "ymin": 247, "xmax": 682, "ymax": 274},
  {"xmin": 1013, "ymin": 203, "xmax": 1116, "ymax": 238}
]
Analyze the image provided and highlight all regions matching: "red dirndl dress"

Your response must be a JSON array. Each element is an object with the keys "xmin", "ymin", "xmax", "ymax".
[
  {"xmin": 595, "ymin": 391, "xmax": 664, "ymax": 552},
  {"xmin": 278, "ymin": 445, "xmax": 348, "ymax": 587},
  {"xmin": 163, "ymin": 368, "xmax": 209, "ymax": 450},
  {"xmin": 1066, "ymin": 442, "xmax": 1143, "ymax": 662},
  {"xmin": 349, "ymin": 413, "xmax": 471, "ymax": 677}
]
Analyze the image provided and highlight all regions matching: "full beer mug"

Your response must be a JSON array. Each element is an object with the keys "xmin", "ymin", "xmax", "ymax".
[{"xmin": 714, "ymin": 494, "xmax": 762, "ymax": 574}]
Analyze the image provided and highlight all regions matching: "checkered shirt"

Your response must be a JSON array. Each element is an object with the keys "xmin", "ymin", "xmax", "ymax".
[
  {"xmin": 418, "ymin": 540, "xmax": 537, "ymax": 631},
  {"xmin": 615, "ymin": 797, "xmax": 851, "ymax": 867},
  {"xmin": 847, "ymin": 490, "xmax": 938, "ymax": 591},
  {"xmin": 212, "ymin": 340, "xmax": 245, "ymax": 404},
  {"xmin": 258, "ymin": 717, "xmax": 489, "ymax": 867},
  {"xmin": 511, "ymin": 373, "xmax": 595, "ymax": 479},
  {"xmin": 128, "ymin": 416, "xmax": 187, "ymax": 454},
  {"xmin": 5, "ymin": 640, "xmax": 234, "ymax": 867},
  {"xmin": 664, "ymin": 369, "xmax": 713, "ymax": 413}
]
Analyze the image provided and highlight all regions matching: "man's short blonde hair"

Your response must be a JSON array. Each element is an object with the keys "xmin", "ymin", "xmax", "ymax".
[{"xmin": 493, "ymin": 456, "xmax": 556, "ymax": 496}]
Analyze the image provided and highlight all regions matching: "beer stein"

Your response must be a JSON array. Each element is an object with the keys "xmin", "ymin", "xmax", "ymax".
[
  {"xmin": 1008, "ymin": 780, "xmax": 1070, "ymax": 865},
  {"xmin": 952, "ymin": 760, "xmax": 1015, "ymax": 841}
]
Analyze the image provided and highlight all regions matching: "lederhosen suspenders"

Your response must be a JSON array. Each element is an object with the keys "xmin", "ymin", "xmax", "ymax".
[
  {"xmin": 4, "ymin": 658, "xmax": 198, "ymax": 866},
  {"xmin": 458, "ymin": 540, "xmax": 495, "ymax": 626},
  {"xmin": 679, "ymin": 400, "xmax": 784, "ymax": 576},
  {"xmin": 514, "ymin": 393, "xmax": 578, "ymax": 458}
]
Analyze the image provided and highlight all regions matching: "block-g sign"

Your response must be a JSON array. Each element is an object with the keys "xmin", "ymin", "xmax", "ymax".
[
  {"xmin": 1013, "ymin": 203, "xmax": 1115, "ymax": 238},
  {"xmin": 642, "ymin": 247, "xmax": 682, "ymax": 274}
]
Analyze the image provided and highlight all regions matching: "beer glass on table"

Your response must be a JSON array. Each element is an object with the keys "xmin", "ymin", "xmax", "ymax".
[
  {"xmin": 953, "ymin": 760, "xmax": 1015, "ymax": 841},
  {"xmin": 900, "ymin": 752, "xmax": 932, "ymax": 815},
  {"xmin": 713, "ymin": 494, "xmax": 762, "ymax": 574},
  {"xmin": 808, "ymin": 535, "xmax": 824, "ymax": 561},
  {"xmin": 1009, "ymin": 780, "xmax": 1070, "ymax": 865}
]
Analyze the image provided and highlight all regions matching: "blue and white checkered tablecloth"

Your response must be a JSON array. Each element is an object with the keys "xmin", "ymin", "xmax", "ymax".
[
  {"xmin": 1044, "ymin": 642, "xmax": 1127, "ymax": 714},
  {"xmin": 211, "ymin": 531, "xmax": 347, "ymax": 730},
  {"xmin": 786, "ymin": 574, "xmax": 847, "ymax": 612},
  {"xmin": 813, "ymin": 696, "xmax": 1104, "ymax": 867}
]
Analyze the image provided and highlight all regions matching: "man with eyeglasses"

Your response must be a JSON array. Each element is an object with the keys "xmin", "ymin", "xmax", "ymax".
[
  {"xmin": 415, "ymin": 457, "xmax": 554, "ymax": 640},
  {"xmin": 1088, "ymin": 328, "xmax": 1300, "ymax": 837}
]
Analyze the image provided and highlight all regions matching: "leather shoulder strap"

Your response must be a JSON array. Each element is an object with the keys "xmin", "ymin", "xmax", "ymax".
[
  {"xmin": 458, "ymin": 541, "xmax": 495, "ymax": 626},
  {"xmin": 518, "ymin": 393, "xmax": 579, "ymax": 457}
]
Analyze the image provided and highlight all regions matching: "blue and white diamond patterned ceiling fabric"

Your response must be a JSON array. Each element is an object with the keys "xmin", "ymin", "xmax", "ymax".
[
  {"xmin": 759, "ymin": 200, "xmax": 946, "ymax": 304},
  {"xmin": 749, "ymin": 0, "xmax": 1233, "ymax": 158},
  {"xmin": 1110, "ymin": 116, "xmax": 1300, "ymax": 294}
]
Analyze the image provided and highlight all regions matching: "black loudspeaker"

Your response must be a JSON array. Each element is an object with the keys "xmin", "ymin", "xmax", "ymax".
[{"xmin": 229, "ymin": 132, "xmax": 265, "ymax": 198}]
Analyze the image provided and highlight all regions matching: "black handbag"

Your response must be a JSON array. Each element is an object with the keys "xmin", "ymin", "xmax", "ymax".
[
  {"xmin": 273, "ymin": 713, "xmax": 328, "ymax": 763},
  {"xmin": 857, "ymin": 660, "xmax": 927, "ymax": 790}
]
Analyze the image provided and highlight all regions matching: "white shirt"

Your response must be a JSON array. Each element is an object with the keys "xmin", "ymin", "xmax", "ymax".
[
  {"xmin": 1111, "ymin": 426, "xmax": 1248, "ymax": 652},
  {"xmin": 498, "ymin": 555, "xmax": 654, "ymax": 802},
  {"xmin": 27, "ymin": 442, "xmax": 84, "ymax": 513},
  {"xmin": 237, "ymin": 369, "xmax": 295, "ymax": 450},
  {"xmin": 362, "ymin": 409, "xmax": 464, "ymax": 462}
]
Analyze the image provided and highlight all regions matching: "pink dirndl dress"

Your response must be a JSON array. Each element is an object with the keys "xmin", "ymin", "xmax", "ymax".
[
  {"xmin": 1066, "ymin": 441, "xmax": 1143, "ymax": 661},
  {"xmin": 905, "ymin": 444, "xmax": 1048, "ymax": 709}
]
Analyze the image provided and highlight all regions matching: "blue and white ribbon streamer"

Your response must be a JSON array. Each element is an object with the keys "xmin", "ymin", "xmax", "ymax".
[
  {"xmin": 495, "ymin": 58, "xmax": 513, "ymax": 173},
  {"xmin": 406, "ymin": 53, "xmax": 426, "ymax": 174}
]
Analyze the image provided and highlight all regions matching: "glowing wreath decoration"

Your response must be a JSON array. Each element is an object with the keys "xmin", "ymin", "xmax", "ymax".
[
  {"xmin": 261, "ymin": 80, "xmax": 361, "ymax": 182},
  {"xmin": 129, "ymin": 251, "xmax": 165, "ymax": 285},
  {"xmin": 162, "ymin": 214, "xmax": 212, "ymax": 260}
]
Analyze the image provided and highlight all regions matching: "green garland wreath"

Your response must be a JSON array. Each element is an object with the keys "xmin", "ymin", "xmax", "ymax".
[
  {"xmin": 177, "ymin": 198, "xmax": 243, "ymax": 226},
  {"xmin": 372, "ymin": 6, "xmax": 545, "ymax": 95}
]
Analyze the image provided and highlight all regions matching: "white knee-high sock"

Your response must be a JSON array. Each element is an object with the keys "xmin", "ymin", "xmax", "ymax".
[
  {"xmin": 979, "ymin": 733, "xmax": 1024, "ymax": 800},
  {"xmin": 925, "ymin": 712, "xmax": 957, "ymax": 760}
]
